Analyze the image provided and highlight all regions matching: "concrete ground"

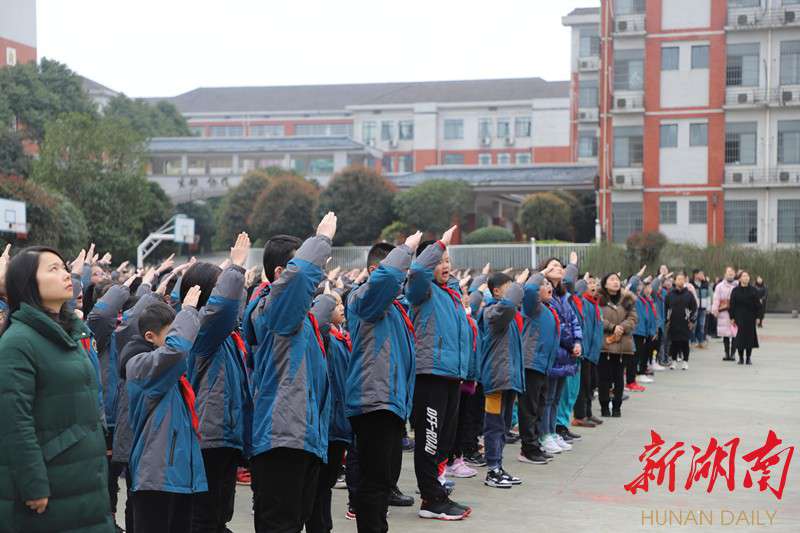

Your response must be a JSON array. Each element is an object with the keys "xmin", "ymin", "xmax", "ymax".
[{"xmin": 120, "ymin": 314, "xmax": 800, "ymax": 532}]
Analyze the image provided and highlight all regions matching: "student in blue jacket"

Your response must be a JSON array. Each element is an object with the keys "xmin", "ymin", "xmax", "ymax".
[
  {"xmin": 183, "ymin": 233, "xmax": 252, "ymax": 533},
  {"xmin": 125, "ymin": 285, "xmax": 205, "ymax": 533},
  {"xmin": 243, "ymin": 212, "xmax": 336, "ymax": 532},
  {"xmin": 405, "ymin": 225, "xmax": 472, "ymax": 521},
  {"xmin": 572, "ymin": 275, "xmax": 605, "ymax": 428}
]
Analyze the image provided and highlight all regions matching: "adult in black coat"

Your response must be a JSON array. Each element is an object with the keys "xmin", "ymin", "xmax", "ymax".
[
  {"xmin": 730, "ymin": 271, "xmax": 760, "ymax": 365},
  {"xmin": 665, "ymin": 273, "xmax": 698, "ymax": 370}
]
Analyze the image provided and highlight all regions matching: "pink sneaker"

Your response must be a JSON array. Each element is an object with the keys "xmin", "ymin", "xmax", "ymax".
[{"xmin": 446, "ymin": 457, "xmax": 477, "ymax": 478}]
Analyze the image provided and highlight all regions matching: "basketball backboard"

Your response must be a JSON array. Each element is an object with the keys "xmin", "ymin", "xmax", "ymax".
[{"xmin": 0, "ymin": 198, "xmax": 27, "ymax": 234}]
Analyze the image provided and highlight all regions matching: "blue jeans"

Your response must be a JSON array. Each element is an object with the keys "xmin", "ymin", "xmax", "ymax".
[
  {"xmin": 692, "ymin": 309, "xmax": 707, "ymax": 344},
  {"xmin": 538, "ymin": 376, "xmax": 565, "ymax": 437},
  {"xmin": 484, "ymin": 391, "xmax": 510, "ymax": 470}
]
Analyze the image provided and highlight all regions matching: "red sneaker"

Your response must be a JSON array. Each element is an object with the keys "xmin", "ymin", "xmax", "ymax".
[
  {"xmin": 625, "ymin": 383, "xmax": 646, "ymax": 392},
  {"xmin": 236, "ymin": 467, "xmax": 251, "ymax": 485}
]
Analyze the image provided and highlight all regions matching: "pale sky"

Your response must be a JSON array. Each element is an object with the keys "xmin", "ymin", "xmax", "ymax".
[{"xmin": 37, "ymin": 0, "xmax": 596, "ymax": 98}]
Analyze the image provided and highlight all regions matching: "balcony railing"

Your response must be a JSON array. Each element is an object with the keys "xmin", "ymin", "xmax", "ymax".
[
  {"xmin": 577, "ymin": 108, "xmax": 599, "ymax": 122},
  {"xmin": 612, "ymin": 14, "xmax": 646, "ymax": 36},
  {"xmin": 611, "ymin": 91, "xmax": 645, "ymax": 112},
  {"xmin": 724, "ymin": 87, "xmax": 770, "ymax": 107},
  {"xmin": 611, "ymin": 168, "xmax": 643, "ymax": 189},
  {"xmin": 724, "ymin": 166, "xmax": 800, "ymax": 186},
  {"xmin": 727, "ymin": 7, "xmax": 800, "ymax": 30},
  {"xmin": 577, "ymin": 56, "xmax": 600, "ymax": 72},
  {"xmin": 771, "ymin": 86, "xmax": 800, "ymax": 107}
]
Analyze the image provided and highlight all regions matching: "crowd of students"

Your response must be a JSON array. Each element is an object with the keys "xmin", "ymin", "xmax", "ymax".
[{"xmin": 0, "ymin": 217, "xmax": 768, "ymax": 533}]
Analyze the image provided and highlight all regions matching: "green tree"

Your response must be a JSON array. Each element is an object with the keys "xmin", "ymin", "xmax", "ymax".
[
  {"xmin": 105, "ymin": 95, "xmax": 192, "ymax": 138},
  {"xmin": 518, "ymin": 192, "xmax": 573, "ymax": 240},
  {"xmin": 248, "ymin": 176, "xmax": 319, "ymax": 241},
  {"xmin": 0, "ymin": 131, "xmax": 31, "ymax": 177},
  {"xmin": 318, "ymin": 166, "xmax": 396, "ymax": 245},
  {"xmin": 379, "ymin": 221, "xmax": 412, "ymax": 244},
  {"xmin": 215, "ymin": 169, "xmax": 272, "ymax": 248},
  {"xmin": 393, "ymin": 179, "xmax": 472, "ymax": 235},
  {"xmin": 32, "ymin": 112, "xmax": 171, "ymax": 259},
  {"xmin": 463, "ymin": 226, "xmax": 515, "ymax": 244}
]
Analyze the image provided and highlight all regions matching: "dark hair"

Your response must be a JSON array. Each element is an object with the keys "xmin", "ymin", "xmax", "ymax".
[
  {"xmin": 538, "ymin": 257, "xmax": 565, "ymax": 295},
  {"xmin": 5, "ymin": 246, "xmax": 74, "ymax": 330},
  {"xmin": 180, "ymin": 261, "xmax": 222, "ymax": 309},
  {"xmin": 487, "ymin": 272, "xmax": 512, "ymax": 293},
  {"xmin": 138, "ymin": 301, "xmax": 177, "ymax": 336},
  {"xmin": 262, "ymin": 235, "xmax": 303, "ymax": 282},
  {"xmin": 123, "ymin": 294, "xmax": 139, "ymax": 313},
  {"xmin": 128, "ymin": 275, "xmax": 143, "ymax": 295},
  {"xmin": 367, "ymin": 242, "xmax": 395, "ymax": 268},
  {"xmin": 601, "ymin": 272, "xmax": 620, "ymax": 290},
  {"xmin": 416, "ymin": 240, "xmax": 437, "ymax": 257}
]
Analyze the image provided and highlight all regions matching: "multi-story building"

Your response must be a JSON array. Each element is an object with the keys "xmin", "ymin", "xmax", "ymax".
[
  {"xmin": 0, "ymin": 0, "xmax": 36, "ymax": 68},
  {"xmin": 564, "ymin": 0, "xmax": 800, "ymax": 247}
]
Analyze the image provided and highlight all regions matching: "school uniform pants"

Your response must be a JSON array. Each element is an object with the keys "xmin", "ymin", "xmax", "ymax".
[
  {"xmin": 251, "ymin": 447, "xmax": 321, "ymax": 533},
  {"xmin": 633, "ymin": 335, "xmax": 651, "ymax": 376},
  {"xmin": 517, "ymin": 369, "xmax": 548, "ymax": 455},
  {"xmin": 483, "ymin": 391, "xmax": 513, "ymax": 470},
  {"xmin": 412, "ymin": 374, "xmax": 460, "ymax": 504},
  {"xmin": 597, "ymin": 352, "xmax": 624, "ymax": 413},
  {"xmin": 540, "ymin": 376, "xmax": 565, "ymax": 436},
  {"xmin": 192, "ymin": 447, "xmax": 240, "ymax": 533},
  {"xmin": 306, "ymin": 441, "xmax": 348, "ymax": 533},
  {"xmin": 453, "ymin": 383, "xmax": 484, "ymax": 457},
  {"xmin": 131, "ymin": 490, "xmax": 192, "ymax": 533},
  {"xmin": 573, "ymin": 358, "xmax": 597, "ymax": 420},
  {"xmin": 670, "ymin": 340, "xmax": 691, "ymax": 362},
  {"xmin": 555, "ymin": 368, "xmax": 581, "ymax": 429},
  {"xmin": 349, "ymin": 410, "xmax": 404, "ymax": 533}
]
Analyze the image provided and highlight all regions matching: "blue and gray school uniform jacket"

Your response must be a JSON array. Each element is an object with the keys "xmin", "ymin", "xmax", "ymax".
[
  {"xmin": 405, "ymin": 242, "xmax": 470, "ymax": 379},
  {"xmin": 312, "ymin": 294, "xmax": 352, "ymax": 445},
  {"xmin": 547, "ymin": 275, "xmax": 582, "ymax": 378},
  {"xmin": 573, "ymin": 281, "xmax": 603, "ymax": 365},
  {"xmin": 521, "ymin": 273, "xmax": 561, "ymax": 375},
  {"xmin": 629, "ymin": 275, "xmax": 657, "ymax": 338},
  {"xmin": 478, "ymin": 283, "xmax": 525, "ymax": 394},
  {"xmin": 186, "ymin": 265, "xmax": 253, "ymax": 454},
  {"xmin": 345, "ymin": 244, "xmax": 416, "ymax": 421},
  {"xmin": 112, "ymin": 288, "xmax": 169, "ymax": 463},
  {"xmin": 243, "ymin": 235, "xmax": 332, "ymax": 462},
  {"xmin": 126, "ymin": 307, "xmax": 207, "ymax": 493}
]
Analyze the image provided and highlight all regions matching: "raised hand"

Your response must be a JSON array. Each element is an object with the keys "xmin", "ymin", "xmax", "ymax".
[
  {"xmin": 324, "ymin": 281, "xmax": 333, "ymax": 295},
  {"xmin": 116, "ymin": 260, "xmax": 130, "ymax": 273},
  {"xmin": 317, "ymin": 212, "xmax": 338, "ymax": 240},
  {"xmin": 142, "ymin": 267, "xmax": 157, "ymax": 287},
  {"xmin": 157, "ymin": 253, "xmax": 176, "ymax": 274},
  {"xmin": 570, "ymin": 251, "xmax": 578, "ymax": 266},
  {"xmin": 482, "ymin": 262, "xmax": 491, "ymax": 275},
  {"xmin": 173, "ymin": 257, "xmax": 197, "ymax": 276},
  {"xmin": 99, "ymin": 252, "xmax": 112, "ymax": 266},
  {"xmin": 327, "ymin": 266, "xmax": 342, "ymax": 282},
  {"xmin": 123, "ymin": 272, "xmax": 139, "ymax": 288},
  {"xmin": 440, "ymin": 225, "xmax": 457, "ymax": 247},
  {"xmin": 25, "ymin": 497, "xmax": 48, "ymax": 514},
  {"xmin": 637, "ymin": 265, "xmax": 647, "ymax": 278},
  {"xmin": 355, "ymin": 268, "xmax": 369, "ymax": 284},
  {"xmin": 70, "ymin": 249, "xmax": 87, "ymax": 275},
  {"xmin": 183, "ymin": 285, "xmax": 202, "ymax": 308},
  {"xmin": 230, "ymin": 232, "xmax": 251, "ymax": 267},
  {"xmin": 86, "ymin": 243, "xmax": 96, "ymax": 265},
  {"xmin": 0, "ymin": 243, "xmax": 10, "ymax": 280},
  {"xmin": 516, "ymin": 268, "xmax": 530, "ymax": 284},
  {"xmin": 459, "ymin": 277, "xmax": 470, "ymax": 290},
  {"xmin": 501, "ymin": 267, "xmax": 514, "ymax": 275},
  {"xmin": 404, "ymin": 231, "xmax": 423, "ymax": 252},
  {"xmin": 335, "ymin": 276, "xmax": 345, "ymax": 290},
  {"xmin": 583, "ymin": 271, "xmax": 591, "ymax": 281}
]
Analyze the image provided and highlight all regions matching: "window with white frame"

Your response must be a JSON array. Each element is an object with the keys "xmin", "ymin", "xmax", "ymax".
[
  {"xmin": 189, "ymin": 126, "xmax": 205, "ymax": 137},
  {"xmin": 478, "ymin": 153, "xmax": 492, "ymax": 165},
  {"xmin": 362, "ymin": 121, "xmax": 377, "ymax": 142},
  {"xmin": 727, "ymin": 43, "xmax": 759, "ymax": 86},
  {"xmin": 660, "ymin": 201, "xmax": 678, "ymax": 224},
  {"xmin": 398, "ymin": 120, "xmax": 414, "ymax": 140},
  {"xmin": 614, "ymin": 126, "xmax": 644, "ymax": 167},
  {"xmin": 250, "ymin": 124, "xmax": 284, "ymax": 137},
  {"xmin": 443, "ymin": 153, "xmax": 465, "ymax": 165},
  {"xmin": 398, "ymin": 154, "xmax": 413, "ymax": 173},
  {"xmin": 662, "ymin": 47, "xmax": 679, "ymax": 71},
  {"xmin": 724, "ymin": 200, "xmax": 758, "ymax": 243},
  {"xmin": 780, "ymin": 41, "xmax": 800, "ymax": 85},
  {"xmin": 615, "ymin": 0, "xmax": 646, "ymax": 14},
  {"xmin": 691, "ymin": 45, "xmax": 709, "ymax": 69},
  {"xmin": 579, "ymin": 131, "xmax": 598, "ymax": 157},
  {"xmin": 443, "ymin": 119, "xmax": 464, "ymax": 140},
  {"xmin": 497, "ymin": 153, "xmax": 511, "ymax": 165},
  {"xmin": 380, "ymin": 121, "xmax": 396, "ymax": 141},
  {"xmin": 497, "ymin": 118, "xmax": 511, "ymax": 138},
  {"xmin": 516, "ymin": 153, "xmax": 531, "ymax": 164},
  {"xmin": 660, "ymin": 124, "xmax": 678, "ymax": 148},
  {"xmin": 690, "ymin": 123, "xmax": 708, "ymax": 147},
  {"xmin": 579, "ymin": 80, "xmax": 599, "ymax": 108},
  {"xmin": 514, "ymin": 117, "xmax": 532, "ymax": 138},
  {"xmin": 579, "ymin": 27, "xmax": 600, "ymax": 57},
  {"xmin": 209, "ymin": 126, "xmax": 244, "ymax": 137},
  {"xmin": 382, "ymin": 156, "xmax": 393, "ymax": 174},
  {"xmin": 614, "ymin": 49, "xmax": 645, "ymax": 90},
  {"xmin": 612, "ymin": 202, "xmax": 643, "ymax": 244},
  {"xmin": 778, "ymin": 120, "xmax": 800, "ymax": 164},
  {"xmin": 478, "ymin": 118, "xmax": 492, "ymax": 139},
  {"xmin": 729, "ymin": 0, "xmax": 759, "ymax": 7},
  {"xmin": 725, "ymin": 122, "xmax": 757, "ymax": 164},
  {"xmin": 777, "ymin": 199, "xmax": 800, "ymax": 243},
  {"xmin": 689, "ymin": 201, "xmax": 707, "ymax": 224},
  {"xmin": 330, "ymin": 123, "xmax": 353, "ymax": 136},
  {"xmin": 5, "ymin": 47, "xmax": 16, "ymax": 66}
]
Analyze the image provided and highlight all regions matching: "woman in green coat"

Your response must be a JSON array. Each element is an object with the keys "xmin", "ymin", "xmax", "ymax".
[{"xmin": 0, "ymin": 246, "xmax": 113, "ymax": 533}]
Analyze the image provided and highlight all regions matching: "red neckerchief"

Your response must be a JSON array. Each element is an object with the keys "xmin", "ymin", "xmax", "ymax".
[
  {"xmin": 231, "ymin": 330, "xmax": 247, "ymax": 365},
  {"xmin": 251, "ymin": 279, "xmax": 326, "ymax": 356},
  {"xmin": 645, "ymin": 295, "xmax": 657, "ymax": 319},
  {"xmin": 571, "ymin": 294, "xmax": 585, "ymax": 319},
  {"xmin": 393, "ymin": 300, "xmax": 416, "ymax": 339},
  {"xmin": 582, "ymin": 292, "xmax": 602, "ymax": 321},
  {"xmin": 437, "ymin": 282, "xmax": 463, "ymax": 311},
  {"xmin": 80, "ymin": 337, "xmax": 92, "ymax": 353},
  {"xmin": 330, "ymin": 325, "xmax": 352, "ymax": 352},
  {"xmin": 466, "ymin": 314, "xmax": 478, "ymax": 351},
  {"xmin": 544, "ymin": 301, "xmax": 561, "ymax": 332},
  {"xmin": 514, "ymin": 311, "xmax": 523, "ymax": 333},
  {"xmin": 179, "ymin": 375, "xmax": 200, "ymax": 436}
]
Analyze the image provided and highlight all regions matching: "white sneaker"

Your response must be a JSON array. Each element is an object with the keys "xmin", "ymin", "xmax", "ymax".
[
  {"xmin": 651, "ymin": 362, "xmax": 666, "ymax": 371},
  {"xmin": 540, "ymin": 435, "xmax": 562, "ymax": 455},
  {"xmin": 677, "ymin": 355, "xmax": 683, "ymax": 362},
  {"xmin": 637, "ymin": 375, "xmax": 654, "ymax": 383},
  {"xmin": 669, "ymin": 361, "xmax": 677, "ymax": 370},
  {"xmin": 554, "ymin": 434, "xmax": 573, "ymax": 451},
  {"xmin": 682, "ymin": 361, "xmax": 689, "ymax": 370}
]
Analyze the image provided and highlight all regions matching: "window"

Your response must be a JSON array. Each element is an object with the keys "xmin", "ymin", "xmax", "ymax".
[
  {"xmin": 660, "ymin": 201, "xmax": 678, "ymax": 224},
  {"xmin": 516, "ymin": 153, "xmax": 532, "ymax": 164},
  {"xmin": 295, "ymin": 123, "xmax": 347, "ymax": 136},
  {"xmin": 497, "ymin": 118, "xmax": 511, "ymax": 138},
  {"xmin": 690, "ymin": 123, "xmax": 708, "ymax": 147},
  {"xmin": 725, "ymin": 122, "xmax": 757, "ymax": 164},
  {"xmin": 382, "ymin": 156, "xmax": 393, "ymax": 173},
  {"xmin": 497, "ymin": 153, "xmax": 511, "ymax": 165},
  {"xmin": 309, "ymin": 157, "xmax": 334, "ymax": 176},
  {"xmin": 478, "ymin": 118, "xmax": 493, "ymax": 139},
  {"xmin": 398, "ymin": 154, "xmax": 413, "ymax": 173},
  {"xmin": 5, "ymin": 47, "xmax": 16, "ymax": 66},
  {"xmin": 399, "ymin": 120, "xmax": 414, "ymax": 140},
  {"xmin": 612, "ymin": 202, "xmax": 643, "ymax": 244},
  {"xmin": 209, "ymin": 125, "xmax": 243, "ymax": 137},
  {"xmin": 478, "ymin": 153, "xmax": 492, "ymax": 165},
  {"xmin": 380, "ymin": 121, "xmax": 396, "ymax": 141},
  {"xmin": 579, "ymin": 80, "xmax": 599, "ymax": 108},
  {"xmin": 660, "ymin": 124, "xmax": 678, "ymax": 148},
  {"xmin": 692, "ymin": 45, "xmax": 710, "ymax": 69},
  {"xmin": 729, "ymin": 0, "xmax": 760, "ymax": 7},
  {"xmin": 778, "ymin": 120, "xmax": 800, "ymax": 164},
  {"xmin": 785, "ymin": 0, "xmax": 800, "ymax": 5},
  {"xmin": 579, "ymin": 27, "xmax": 600, "ymax": 57},
  {"xmin": 189, "ymin": 127, "xmax": 205, "ymax": 137},
  {"xmin": 725, "ymin": 200, "xmax": 758, "ymax": 243},
  {"xmin": 727, "ymin": 43, "xmax": 760, "ymax": 87},
  {"xmin": 579, "ymin": 131, "xmax": 598, "ymax": 157},
  {"xmin": 362, "ymin": 121, "xmax": 376, "ymax": 142},
  {"xmin": 330, "ymin": 123, "xmax": 353, "ymax": 136},
  {"xmin": 662, "ymin": 47, "xmax": 679, "ymax": 71},
  {"xmin": 615, "ymin": 0, "xmax": 646, "ymax": 14},
  {"xmin": 151, "ymin": 157, "xmax": 182, "ymax": 175},
  {"xmin": 443, "ymin": 119, "xmax": 464, "ymax": 140},
  {"xmin": 250, "ymin": 124, "xmax": 284, "ymax": 137},
  {"xmin": 780, "ymin": 41, "xmax": 800, "ymax": 85},
  {"xmin": 208, "ymin": 157, "xmax": 232, "ymax": 174},
  {"xmin": 443, "ymin": 153, "xmax": 464, "ymax": 165},
  {"xmin": 614, "ymin": 49, "xmax": 645, "ymax": 90},
  {"xmin": 689, "ymin": 201, "xmax": 707, "ymax": 224},
  {"xmin": 777, "ymin": 199, "xmax": 800, "ymax": 243},
  {"xmin": 614, "ymin": 126, "xmax": 644, "ymax": 167},
  {"xmin": 515, "ymin": 117, "xmax": 532, "ymax": 138}
]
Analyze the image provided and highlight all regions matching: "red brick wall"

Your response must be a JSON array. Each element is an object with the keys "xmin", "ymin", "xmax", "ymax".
[{"xmin": 0, "ymin": 38, "xmax": 36, "ymax": 66}]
